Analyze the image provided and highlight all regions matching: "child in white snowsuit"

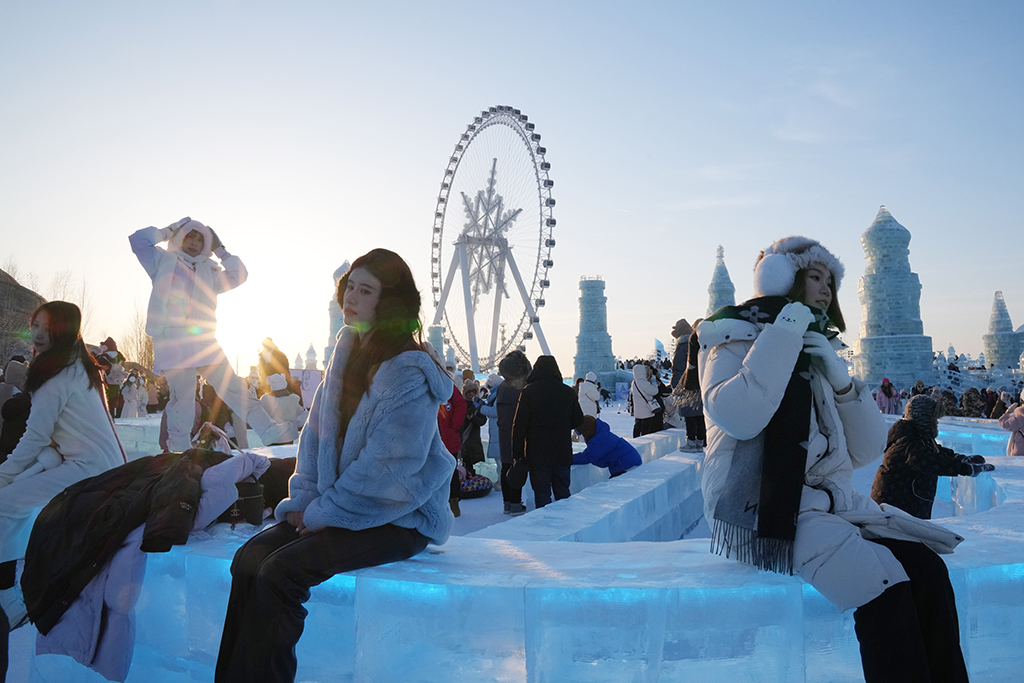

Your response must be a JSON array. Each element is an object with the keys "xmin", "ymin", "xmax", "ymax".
[{"xmin": 130, "ymin": 217, "xmax": 297, "ymax": 451}]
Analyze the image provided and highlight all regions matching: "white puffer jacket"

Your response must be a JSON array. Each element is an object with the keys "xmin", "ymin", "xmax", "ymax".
[
  {"xmin": 630, "ymin": 366, "xmax": 659, "ymax": 419},
  {"xmin": 129, "ymin": 225, "xmax": 247, "ymax": 373},
  {"xmin": 578, "ymin": 379, "xmax": 601, "ymax": 418},
  {"xmin": 697, "ymin": 315, "xmax": 962, "ymax": 612}
]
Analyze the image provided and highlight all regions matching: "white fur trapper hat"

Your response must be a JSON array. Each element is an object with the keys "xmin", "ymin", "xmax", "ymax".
[
  {"xmin": 268, "ymin": 373, "xmax": 288, "ymax": 392},
  {"xmin": 752, "ymin": 236, "xmax": 844, "ymax": 298}
]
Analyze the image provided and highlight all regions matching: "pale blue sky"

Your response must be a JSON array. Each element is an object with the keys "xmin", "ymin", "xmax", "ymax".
[{"xmin": 2, "ymin": 1, "xmax": 1021, "ymax": 373}]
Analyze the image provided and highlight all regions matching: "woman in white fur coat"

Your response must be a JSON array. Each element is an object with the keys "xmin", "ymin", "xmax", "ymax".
[
  {"xmin": 0, "ymin": 302, "xmax": 125, "ymax": 623},
  {"xmin": 697, "ymin": 236, "xmax": 968, "ymax": 683},
  {"xmin": 216, "ymin": 249, "xmax": 456, "ymax": 683}
]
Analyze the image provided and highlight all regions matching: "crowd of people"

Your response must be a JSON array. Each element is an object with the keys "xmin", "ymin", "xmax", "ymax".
[{"xmin": 1, "ymin": 218, "xmax": 1022, "ymax": 683}]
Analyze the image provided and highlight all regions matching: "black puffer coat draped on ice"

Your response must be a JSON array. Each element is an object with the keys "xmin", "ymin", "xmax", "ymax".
[{"xmin": 23, "ymin": 449, "xmax": 229, "ymax": 634}]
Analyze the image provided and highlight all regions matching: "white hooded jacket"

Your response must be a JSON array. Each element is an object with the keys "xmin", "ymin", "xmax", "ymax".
[{"xmin": 129, "ymin": 222, "xmax": 247, "ymax": 373}]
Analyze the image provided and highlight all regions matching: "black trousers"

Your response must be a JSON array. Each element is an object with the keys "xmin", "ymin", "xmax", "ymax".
[
  {"xmin": 684, "ymin": 415, "xmax": 706, "ymax": 442},
  {"xmin": 500, "ymin": 462, "xmax": 524, "ymax": 504},
  {"xmin": 215, "ymin": 521, "xmax": 429, "ymax": 683},
  {"xmin": 854, "ymin": 538, "xmax": 968, "ymax": 683},
  {"xmin": 529, "ymin": 465, "xmax": 571, "ymax": 508}
]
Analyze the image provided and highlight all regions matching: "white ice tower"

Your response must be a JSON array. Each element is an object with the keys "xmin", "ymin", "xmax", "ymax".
[
  {"xmin": 573, "ymin": 276, "xmax": 620, "ymax": 385},
  {"xmin": 323, "ymin": 261, "xmax": 350, "ymax": 366},
  {"xmin": 853, "ymin": 206, "xmax": 934, "ymax": 387},
  {"xmin": 982, "ymin": 291, "xmax": 1024, "ymax": 370},
  {"xmin": 706, "ymin": 245, "xmax": 736, "ymax": 317}
]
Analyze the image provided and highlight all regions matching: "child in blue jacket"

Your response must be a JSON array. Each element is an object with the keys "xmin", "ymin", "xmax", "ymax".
[{"xmin": 573, "ymin": 416, "xmax": 642, "ymax": 477}]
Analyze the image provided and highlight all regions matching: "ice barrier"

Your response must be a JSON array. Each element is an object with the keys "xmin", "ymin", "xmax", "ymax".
[{"xmin": 29, "ymin": 422, "xmax": 1021, "ymax": 683}]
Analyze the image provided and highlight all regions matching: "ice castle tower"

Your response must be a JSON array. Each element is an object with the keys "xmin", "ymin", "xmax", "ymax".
[
  {"xmin": 982, "ymin": 291, "xmax": 1024, "ymax": 370},
  {"xmin": 706, "ymin": 245, "xmax": 736, "ymax": 317},
  {"xmin": 323, "ymin": 260, "xmax": 350, "ymax": 366},
  {"xmin": 573, "ymin": 276, "xmax": 617, "ymax": 383},
  {"xmin": 853, "ymin": 206, "xmax": 934, "ymax": 388}
]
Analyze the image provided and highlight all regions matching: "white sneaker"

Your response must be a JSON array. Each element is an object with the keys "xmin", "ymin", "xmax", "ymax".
[{"xmin": 1, "ymin": 584, "xmax": 28, "ymax": 631}]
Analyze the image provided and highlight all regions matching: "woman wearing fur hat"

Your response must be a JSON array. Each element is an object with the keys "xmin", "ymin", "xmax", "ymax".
[
  {"xmin": 697, "ymin": 236, "xmax": 969, "ymax": 682},
  {"xmin": 130, "ymin": 218, "xmax": 298, "ymax": 450},
  {"xmin": 216, "ymin": 249, "xmax": 455, "ymax": 683}
]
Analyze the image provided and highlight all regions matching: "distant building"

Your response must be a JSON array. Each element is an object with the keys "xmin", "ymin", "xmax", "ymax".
[
  {"xmin": 852, "ymin": 206, "xmax": 934, "ymax": 388},
  {"xmin": 982, "ymin": 291, "xmax": 1024, "ymax": 370},
  {"xmin": 305, "ymin": 344, "xmax": 318, "ymax": 371},
  {"xmin": 706, "ymin": 245, "xmax": 736, "ymax": 317}
]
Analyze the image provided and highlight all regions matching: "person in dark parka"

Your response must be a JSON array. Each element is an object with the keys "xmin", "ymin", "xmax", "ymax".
[
  {"xmin": 511, "ymin": 355, "xmax": 585, "ymax": 508},
  {"xmin": 872, "ymin": 394, "xmax": 994, "ymax": 520}
]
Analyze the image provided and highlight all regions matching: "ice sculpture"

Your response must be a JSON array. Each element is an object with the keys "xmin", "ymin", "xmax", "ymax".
[
  {"xmin": 323, "ymin": 260, "xmax": 350, "ymax": 365},
  {"xmin": 706, "ymin": 245, "xmax": 736, "ymax": 317},
  {"xmin": 573, "ymin": 276, "xmax": 616, "ymax": 381},
  {"xmin": 853, "ymin": 206, "xmax": 934, "ymax": 388},
  {"xmin": 982, "ymin": 291, "xmax": 1023, "ymax": 370},
  {"xmin": 304, "ymin": 343, "xmax": 317, "ymax": 370}
]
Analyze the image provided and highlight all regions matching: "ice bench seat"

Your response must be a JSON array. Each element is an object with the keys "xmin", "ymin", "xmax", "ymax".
[{"xmin": 30, "ymin": 429, "xmax": 1024, "ymax": 683}]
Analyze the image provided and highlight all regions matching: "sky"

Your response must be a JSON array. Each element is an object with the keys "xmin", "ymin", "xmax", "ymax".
[{"xmin": 1, "ymin": 1, "xmax": 1021, "ymax": 375}]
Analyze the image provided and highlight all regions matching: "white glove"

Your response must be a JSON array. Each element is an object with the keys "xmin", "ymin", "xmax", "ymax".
[
  {"xmin": 772, "ymin": 302, "xmax": 814, "ymax": 336},
  {"xmin": 161, "ymin": 216, "xmax": 191, "ymax": 241},
  {"xmin": 802, "ymin": 331, "xmax": 852, "ymax": 393}
]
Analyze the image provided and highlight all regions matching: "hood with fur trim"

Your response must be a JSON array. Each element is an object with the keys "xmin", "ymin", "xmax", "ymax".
[
  {"xmin": 168, "ymin": 219, "xmax": 215, "ymax": 260},
  {"xmin": 752, "ymin": 236, "xmax": 844, "ymax": 298}
]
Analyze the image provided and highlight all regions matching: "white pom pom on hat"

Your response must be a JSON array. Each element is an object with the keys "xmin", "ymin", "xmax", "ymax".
[{"xmin": 752, "ymin": 236, "xmax": 845, "ymax": 297}]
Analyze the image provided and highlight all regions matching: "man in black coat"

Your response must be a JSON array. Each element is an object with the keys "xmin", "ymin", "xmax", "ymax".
[{"xmin": 511, "ymin": 356, "xmax": 585, "ymax": 508}]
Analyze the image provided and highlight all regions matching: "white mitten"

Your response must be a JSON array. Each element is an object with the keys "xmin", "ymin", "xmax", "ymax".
[
  {"xmin": 772, "ymin": 302, "xmax": 814, "ymax": 337},
  {"xmin": 163, "ymin": 216, "xmax": 192, "ymax": 240},
  {"xmin": 802, "ymin": 331, "xmax": 852, "ymax": 392}
]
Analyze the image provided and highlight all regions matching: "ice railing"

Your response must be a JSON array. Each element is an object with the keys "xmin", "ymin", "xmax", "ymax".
[{"xmin": 30, "ymin": 421, "xmax": 1023, "ymax": 683}]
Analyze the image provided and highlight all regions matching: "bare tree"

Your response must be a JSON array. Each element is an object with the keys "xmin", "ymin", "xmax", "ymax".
[
  {"xmin": 121, "ymin": 304, "xmax": 154, "ymax": 371},
  {"xmin": 77, "ymin": 276, "xmax": 93, "ymax": 339},
  {"xmin": 2, "ymin": 255, "xmax": 20, "ymax": 282},
  {"xmin": 48, "ymin": 267, "xmax": 75, "ymax": 301}
]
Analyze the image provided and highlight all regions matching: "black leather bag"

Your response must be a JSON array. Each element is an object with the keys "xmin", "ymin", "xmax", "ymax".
[
  {"xmin": 507, "ymin": 458, "xmax": 529, "ymax": 489},
  {"xmin": 217, "ymin": 476, "xmax": 265, "ymax": 526}
]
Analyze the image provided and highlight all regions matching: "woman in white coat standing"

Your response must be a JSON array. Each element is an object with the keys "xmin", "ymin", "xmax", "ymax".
[
  {"xmin": 578, "ymin": 371, "xmax": 602, "ymax": 420},
  {"xmin": 630, "ymin": 363, "xmax": 660, "ymax": 437},
  {"xmin": 0, "ymin": 302, "xmax": 126, "ymax": 626},
  {"xmin": 697, "ymin": 236, "xmax": 968, "ymax": 683},
  {"xmin": 119, "ymin": 373, "xmax": 148, "ymax": 419}
]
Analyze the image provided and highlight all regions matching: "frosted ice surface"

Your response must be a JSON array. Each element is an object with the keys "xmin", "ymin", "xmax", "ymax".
[{"xmin": 22, "ymin": 416, "xmax": 1024, "ymax": 682}]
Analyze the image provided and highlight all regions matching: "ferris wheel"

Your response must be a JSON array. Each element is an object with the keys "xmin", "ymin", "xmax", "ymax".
[{"xmin": 430, "ymin": 105, "xmax": 556, "ymax": 372}]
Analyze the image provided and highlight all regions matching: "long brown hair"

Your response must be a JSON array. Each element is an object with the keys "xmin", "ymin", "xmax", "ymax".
[
  {"xmin": 25, "ymin": 301, "xmax": 104, "ymax": 394},
  {"xmin": 335, "ymin": 249, "xmax": 427, "ymax": 439},
  {"xmin": 787, "ymin": 268, "xmax": 846, "ymax": 332}
]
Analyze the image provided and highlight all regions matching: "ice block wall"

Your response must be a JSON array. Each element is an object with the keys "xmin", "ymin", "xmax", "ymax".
[{"xmin": 31, "ymin": 425, "xmax": 1023, "ymax": 683}]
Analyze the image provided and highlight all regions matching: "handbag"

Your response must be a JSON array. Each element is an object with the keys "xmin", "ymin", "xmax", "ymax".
[
  {"xmin": 216, "ymin": 475, "xmax": 266, "ymax": 526},
  {"xmin": 507, "ymin": 458, "xmax": 529, "ymax": 489},
  {"xmin": 635, "ymin": 382, "xmax": 664, "ymax": 415}
]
